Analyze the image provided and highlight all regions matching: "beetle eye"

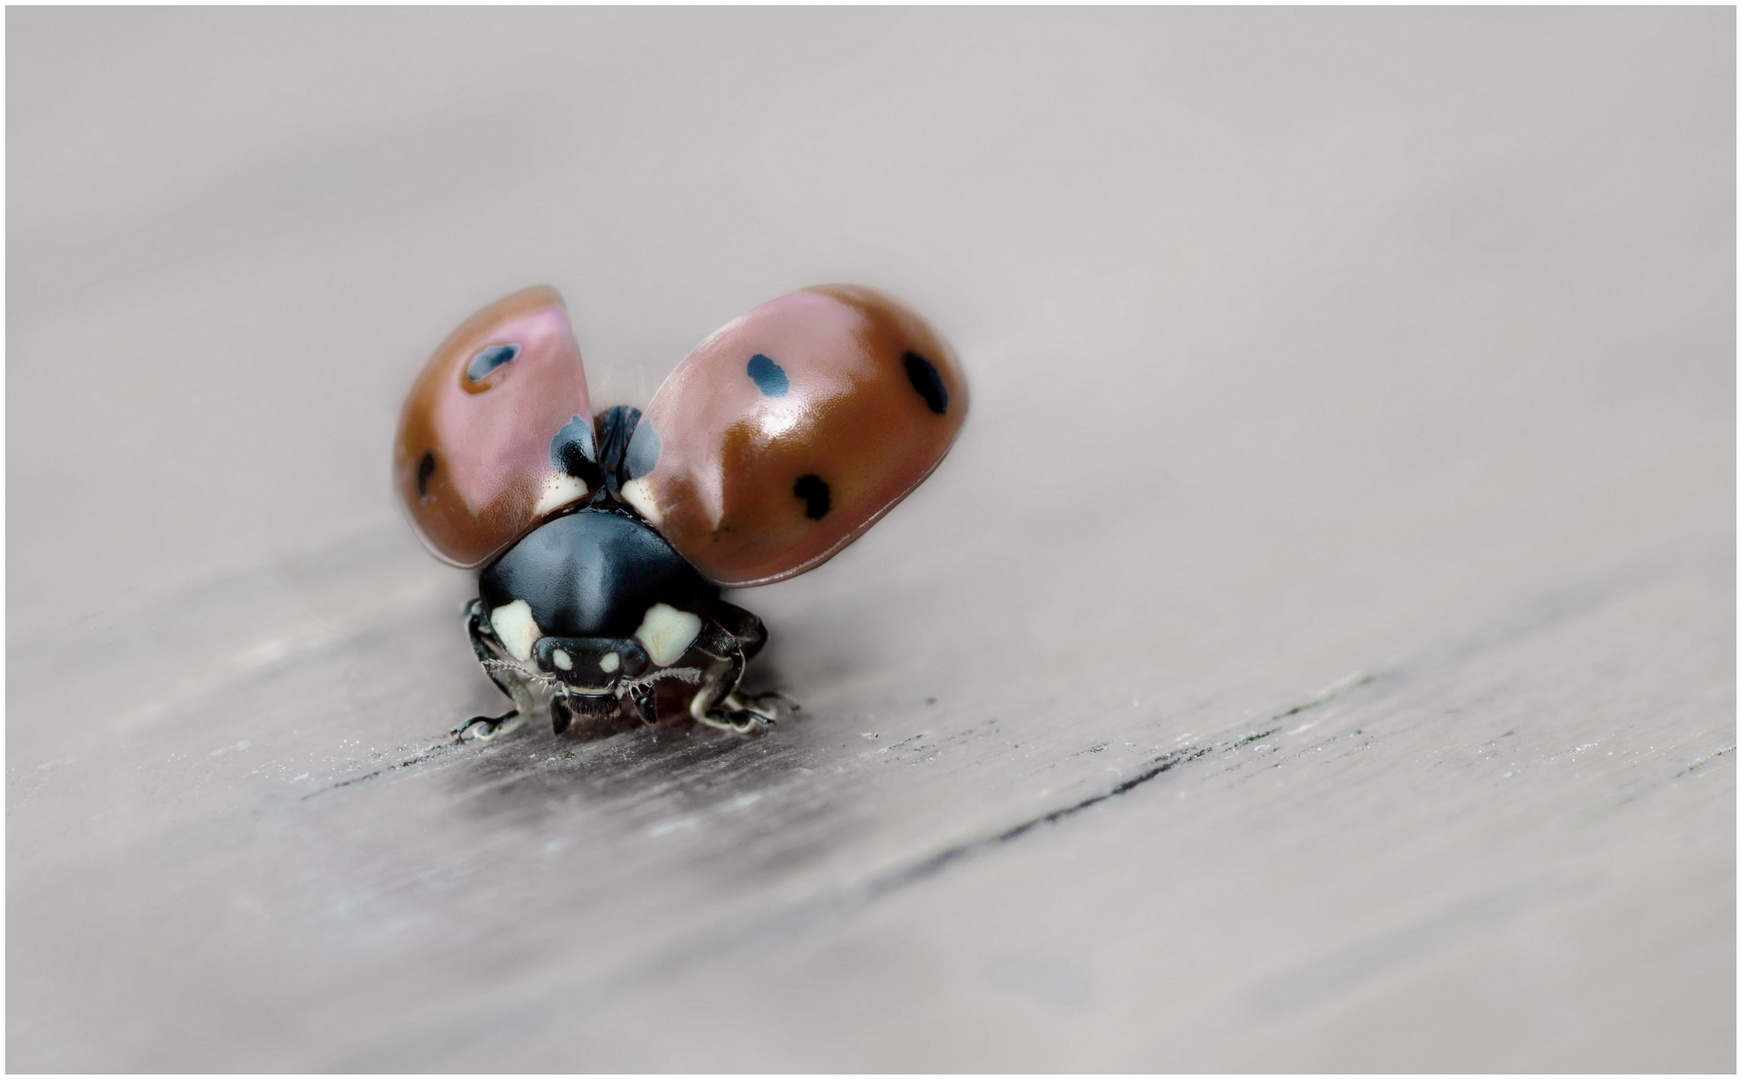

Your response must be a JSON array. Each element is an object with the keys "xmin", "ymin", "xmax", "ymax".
[{"xmin": 465, "ymin": 343, "xmax": 520, "ymax": 384}]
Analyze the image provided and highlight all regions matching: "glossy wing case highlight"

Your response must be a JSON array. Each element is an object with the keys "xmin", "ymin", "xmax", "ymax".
[
  {"xmin": 393, "ymin": 287, "xmax": 598, "ymax": 568},
  {"xmin": 618, "ymin": 285, "xmax": 967, "ymax": 587}
]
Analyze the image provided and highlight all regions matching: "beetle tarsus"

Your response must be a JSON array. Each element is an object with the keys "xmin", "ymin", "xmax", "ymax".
[
  {"xmin": 738, "ymin": 689, "xmax": 797, "ymax": 717},
  {"xmin": 693, "ymin": 707, "xmax": 769, "ymax": 735},
  {"xmin": 454, "ymin": 709, "xmax": 524, "ymax": 742}
]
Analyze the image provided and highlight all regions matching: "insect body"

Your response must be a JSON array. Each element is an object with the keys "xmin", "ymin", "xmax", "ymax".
[{"xmin": 393, "ymin": 284, "xmax": 967, "ymax": 737}]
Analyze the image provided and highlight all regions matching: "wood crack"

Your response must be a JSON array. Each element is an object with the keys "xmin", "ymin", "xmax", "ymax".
[{"xmin": 858, "ymin": 744, "xmax": 1214, "ymax": 901}]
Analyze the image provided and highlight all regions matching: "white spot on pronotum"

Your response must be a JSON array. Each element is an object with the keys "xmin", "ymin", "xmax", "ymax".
[
  {"xmin": 620, "ymin": 477, "xmax": 663, "ymax": 526},
  {"xmin": 600, "ymin": 652, "xmax": 620, "ymax": 673},
  {"xmin": 634, "ymin": 603, "xmax": 702, "ymax": 666},
  {"xmin": 489, "ymin": 599, "xmax": 542, "ymax": 662},
  {"xmin": 552, "ymin": 648, "xmax": 573, "ymax": 670},
  {"xmin": 533, "ymin": 473, "xmax": 589, "ymax": 517}
]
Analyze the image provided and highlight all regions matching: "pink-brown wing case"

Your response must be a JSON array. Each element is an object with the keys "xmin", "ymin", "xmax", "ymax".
[
  {"xmin": 617, "ymin": 285, "xmax": 967, "ymax": 587},
  {"xmin": 393, "ymin": 286, "xmax": 598, "ymax": 568}
]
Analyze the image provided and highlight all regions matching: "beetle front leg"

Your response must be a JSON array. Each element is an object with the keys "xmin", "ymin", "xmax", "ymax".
[
  {"xmin": 712, "ymin": 600, "xmax": 768, "ymax": 663},
  {"xmin": 456, "ymin": 599, "xmax": 532, "ymax": 740},
  {"xmin": 679, "ymin": 616, "xmax": 756, "ymax": 735},
  {"xmin": 628, "ymin": 683, "xmax": 660, "ymax": 726},
  {"xmin": 707, "ymin": 602, "xmax": 796, "ymax": 720},
  {"xmin": 686, "ymin": 619, "xmax": 769, "ymax": 733}
]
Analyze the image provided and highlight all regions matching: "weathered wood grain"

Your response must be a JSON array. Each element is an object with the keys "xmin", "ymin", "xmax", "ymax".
[{"xmin": 7, "ymin": 8, "xmax": 1733, "ymax": 1071}]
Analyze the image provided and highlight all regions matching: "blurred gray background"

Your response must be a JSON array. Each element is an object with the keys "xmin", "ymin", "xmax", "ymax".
[{"xmin": 7, "ymin": 7, "xmax": 1734, "ymax": 1071}]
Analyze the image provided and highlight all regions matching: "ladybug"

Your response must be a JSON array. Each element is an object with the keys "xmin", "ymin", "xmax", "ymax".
[{"xmin": 393, "ymin": 284, "xmax": 967, "ymax": 739}]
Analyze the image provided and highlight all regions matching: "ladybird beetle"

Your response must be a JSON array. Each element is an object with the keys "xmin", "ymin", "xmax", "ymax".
[{"xmin": 393, "ymin": 285, "xmax": 967, "ymax": 738}]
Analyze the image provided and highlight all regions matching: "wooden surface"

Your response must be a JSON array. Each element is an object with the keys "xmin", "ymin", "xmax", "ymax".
[{"xmin": 7, "ymin": 9, "xmax": 1734, "ymax": 1071}]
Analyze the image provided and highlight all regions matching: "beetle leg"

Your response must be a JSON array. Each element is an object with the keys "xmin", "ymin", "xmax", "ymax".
[
  {"xmin": 453, "ymin": 709, "xmax": 526, "ymax": 741},
  {"xmin": 628, "ymin": 683, "xmax": 659, "ymax": 726},
  {"xmin": 712, "ymin": 600, "xmax": 768, "ymax": 663},
  {"xmin": 686, "ymin": 619, "xmax": 770, "ymax": 733},
  {"xmin": 461, "ymin": 598, "xmax": 534, "ymax": 734},
  {"xmin": 686, "ymin": 619, "xmax": 746, "ymax": 729},
  {"xmin": 720, "ymin": 691, "xmax": 788, "ymax": 722},
  {"xmin": 709, "ymin": 602, "xmax": 796, "ymax": 719}
]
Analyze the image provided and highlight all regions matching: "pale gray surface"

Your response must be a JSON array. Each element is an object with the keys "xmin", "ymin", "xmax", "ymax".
[{"xmin": 7, "ymin": 8, "xmax": 1735, "ymax": 1072}]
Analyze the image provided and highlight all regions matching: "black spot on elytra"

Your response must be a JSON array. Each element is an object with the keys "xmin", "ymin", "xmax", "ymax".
[
  {"xmin": 903, "ymin": 351, "xmax": 948, "ymax": 414},
  {"xmin": 465, "ymin": 343, "xmax": 520, "ymax": 384},
  {"xmin": 794, "ymin": 474, "xmax": 831, "ymax": 520},
  {"xmin": 550, "ymin": 415, "xmax": 602, "ymax": 488},
  {"xmin": 622, "ymin": 419, "xmax": 660, "ymax": 480},
  {"xmin": 747, "ymin": 353, "xmax": 790, "ymax": 396},
  {"xmin": 416, "ymin": 452, "xmax": 436, "ymax": 499}
]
